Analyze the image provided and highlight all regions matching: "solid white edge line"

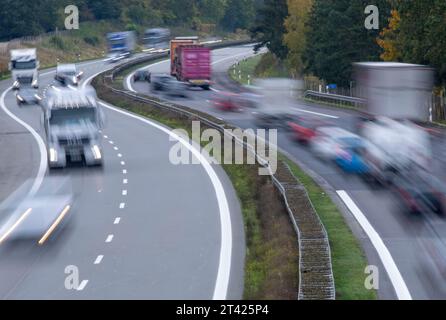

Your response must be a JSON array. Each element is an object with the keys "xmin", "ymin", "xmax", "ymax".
[
  {"xmin": 100, "ymin": 99, "xmax": 233, "ymax": 300},
  {"xmin": 86, "ymin": 61, "xmax": 234, "ymax": 300},
  {"xmin": 0, "ymin": 88, "xmax": 48, "ymax": 197},
  {"xmin": 336, "ymin": 190, "xmax": 412, "ymax": 300}
]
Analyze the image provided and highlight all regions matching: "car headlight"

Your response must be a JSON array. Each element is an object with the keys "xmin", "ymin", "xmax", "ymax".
[
  {"xmin": 72, "ymin": 77, "xmax": 78, "ymax": 84},
  {"xmin": 16, "ymin": 94, "xmax": 24, "ymax": 102},
  {"xmin": 32, "ymin": 79, "xmax": 38, "ymax": 88},
  {"xmin": 49, "ymin": 148, "xmax": 58, "ymax": 162},
  {"xmin": 91, "ymin": 145, "xmax": 102, "ymax": 160},
  {"xmin": 13, "ymin": 81, "xmax": 20, "ymax": 89}
]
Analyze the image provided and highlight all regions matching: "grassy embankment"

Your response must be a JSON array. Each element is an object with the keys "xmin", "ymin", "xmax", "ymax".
[{"xmin": 229, "ymin": 53, "xmax": 376, "ymax": 300}]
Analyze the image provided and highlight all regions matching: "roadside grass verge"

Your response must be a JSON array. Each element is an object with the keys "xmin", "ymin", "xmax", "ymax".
[
  {"xmin": 281, "ymin": 155, "xmax": 376, "ymax": 300},
  {"xmin": 94, "ymin": 77, "xmax": 299, "ymax": 299}
]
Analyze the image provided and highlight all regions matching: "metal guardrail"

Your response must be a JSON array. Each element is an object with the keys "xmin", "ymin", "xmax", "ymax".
[
  {"xmin": 304, "ymin": 90, "xmax": 366, "ymax": 107},
  {"xmin": 93, "ymin": 43, "xmax": 336, "ymax": 300}
]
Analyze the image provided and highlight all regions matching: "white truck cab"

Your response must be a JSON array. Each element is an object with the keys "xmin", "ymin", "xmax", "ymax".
[{"xmin": 9, "ymin": 48, "xmax": 39, "ymax": 90}]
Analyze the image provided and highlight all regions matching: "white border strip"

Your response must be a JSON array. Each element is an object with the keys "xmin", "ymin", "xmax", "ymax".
[
  {"xmin": 336, "ymin": 190, "xmax": 412, "ymax": 300},
  {"xmin": 0, "ymin": 88, "xmax": 47, "ymax": 197}
]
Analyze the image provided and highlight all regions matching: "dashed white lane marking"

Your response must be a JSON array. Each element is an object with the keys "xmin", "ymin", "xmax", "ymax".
[
  {"xmin": 77, "ymin": 280, "xmax": 88, "ymax": 291},
  {"xmin": 105, "ymin": 235, "xmax": 114, "ymax": 243},
  {"xmin": 86, "ymin": 68, "xmax": 234, "ymax": 300},
  {"xmin": 119, "ymin": 202, "xmax": 126, "ymax": 209},
  {"xmin": 103, "ymin": 135, "xmax": 108, "ymax": 139},
  {"xmin": 120, "ymin": 161, "xmax": 126, "ymax": 166},
  {"xmin": 114, "ymin": 217, "xmax": 121, "ymax": 225},
  {"xmin": 123, "ymin": 179, "xmax": 128, "ymax": 184},
  {"xmin": 117, "ymin": 153, "xmax": 122, "ymax": 158},
  {"xmin": 109, "ymin": 141, "xmax": 114, "ymax": 144},
  {"xmin": 114, "ymin": 146, "xmax": 119, "ymax": 151},
  {"xmin": 94, "ymin": 255, "xmax": 104, "ymax": 265},
  {"xmin": 122, "ymin": 190, "xmax": 127, "ymax": 196},
  {"xmin": 123, "ymin": 169, "xmax": 127, "ymax": 174},
  {"xmin": 336, "ymin": 190, "xmax": 412, "ymax": 300}
]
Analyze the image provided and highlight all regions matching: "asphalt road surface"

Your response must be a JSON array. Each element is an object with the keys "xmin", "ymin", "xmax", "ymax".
[
  {"xmin": 127, "ymin": 45, "xmax": 446, "ymax": 300},
  {"xmin": 0, "ymin": 55, "xmax": 245, "ymax": 299}
]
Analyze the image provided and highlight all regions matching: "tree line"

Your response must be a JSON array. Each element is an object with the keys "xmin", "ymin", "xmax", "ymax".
[
  {"xmin": 251, "ymin": 0, "xmax": 446, "ymax": 87},
  {"xmin": 0, "ymin": 0, "xmax": 262, "ymax": 41}
]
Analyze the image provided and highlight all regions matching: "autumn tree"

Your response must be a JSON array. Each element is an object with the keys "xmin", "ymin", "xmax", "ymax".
[{"xmin": 283, "ymin": 0, "xmax": 313, "ymax": 77}]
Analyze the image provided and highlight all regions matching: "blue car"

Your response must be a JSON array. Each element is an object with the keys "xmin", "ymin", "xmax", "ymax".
[{"xmin": 334, "ymin": 137, "xmax": 369, "ymax": 174}]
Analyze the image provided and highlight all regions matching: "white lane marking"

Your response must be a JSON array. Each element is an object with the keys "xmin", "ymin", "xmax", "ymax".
[
  {"xmin": 109, "ymin": 141, "xmax": 114, "ymax": 145},
  {"xmin": 103, "ymin": 135, "xmax": 108, "ymax": 139},
  {"xmin": 86, "ymin": 70, "xmax": 234, "ymax": 300},
  {"xmin": 120, "ymin": 161, "xmax": 126, "ymax": 166},
  {"xmin": 99, "ymin": 100, "xmax": 233, "ymax": 300},
  {"xmin": 123, "ymin": 169, "xmax": 127, "ymax": 174},
  {"xmin": 117, "ymin": 153, "xmax": 122, "ymax": 158},
  {"xmin": 94, "ymin": 255, "xmax": 104, "ymax": 265},
  {"xmin": 293, "ymin": 107, "xmax": 339, "ymax": 119},
  {"xmin": 122, "ymin": 190, "xmax": 127, "ymax": 196},
  {"xmin": 105, "ymin": 235, "xmax": 114, "ymax": 243},
  {"xmin": 77, "ymin": 280, "xmax": 88, "ymax": 291},
  {"xmin": 114, "ymin": 146, "xmax": 119, "ymax": 151},
  {"xmin": 123, "ymin": 179, "xmax": 128, "ymax": 184},
  {"xmin": 336, "ymin": 190, "xmax": 412, "ymax": 300},
  {"xmin": 114, "ymin": 217, "xmax": 121, "ymax": 225},
  {"xmin": 126, "ymin": 60, "xmax": 169, "ymax": 92},
  {"xmin": 0, "ymin": 88, "xmax": 47, "ymax": 197},
  {"xmin": 119, "ymin": 202, "xmax": 126, "ymax": 209}
]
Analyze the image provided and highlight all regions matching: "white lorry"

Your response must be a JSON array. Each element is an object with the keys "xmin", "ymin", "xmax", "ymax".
[
  {"xmin": 9, "ymin": 48, "xmax": 39, "ymax": 90},
  {"xmin": 354, "ymin": 62, "xmax": 435, "ymax": 184}
]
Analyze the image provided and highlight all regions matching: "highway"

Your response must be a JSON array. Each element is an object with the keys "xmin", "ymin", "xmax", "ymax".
[
  {"xmin": 0, "ymin": 56, "xmax": 245, "ymax": 299},
  {"xmin": 126, "ymin": 45, "xmax": 446, "ymax": 300}
]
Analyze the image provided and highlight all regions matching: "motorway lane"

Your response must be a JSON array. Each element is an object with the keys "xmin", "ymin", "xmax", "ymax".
[
  {"xmin": 128, "ymin": 45, "xmax": 446, "ymax": 299},
  {"xmin": 0, "ymin": 56, "xmax": 244, "ymax": 299}
]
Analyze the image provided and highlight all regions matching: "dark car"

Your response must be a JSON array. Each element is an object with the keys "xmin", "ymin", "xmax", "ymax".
[
  {"xmin": 55, "ymin": 64, "xmax": 83, "ymax": 87},
  {"xmin": 392, "ymin": 168, "xmax": 446, "ymax": 215},
  {"xmin": 133, "ymin": 70, "xmax": 151, "ymax": 82},
  {"xmin": 16, "ymin": 86, "xmax": 39, "ymax": 105},
  {"xmin": 151, "ymin": 74, "xmax": 188, "ymax": 97}
]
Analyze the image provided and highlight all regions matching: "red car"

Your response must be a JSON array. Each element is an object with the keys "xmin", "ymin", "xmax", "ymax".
[
  {"xmin": 212, "ymin": 92, "xmax": 242, "ymax": 112},
  {"xmin": 288, "ymin": 117, "xmax": 326, "ymax": 144}
]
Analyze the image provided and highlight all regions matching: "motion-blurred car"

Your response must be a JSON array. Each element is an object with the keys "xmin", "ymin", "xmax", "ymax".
[
  {"xmin": 151, "ymin": 74, "xmax": 188, "ymax": 97},
  {"xmin": 238, "ymin": 92, "xmax": 262, "ymax": 109},
  {"xmin": 55, "ymin": 64, "xmax": 83, "ymax": 86},
  {"xmin": 212, "ymin": 92, "xmax": 242, "ymax": 112},
  {"xmin": 287, "ymin": 116, "xmax": 326, "ymax": 144},
  {"xmin": 15, "ymin": 86, "xmax": 39, "ymax": 105},
  {"xmin": 133, "ymin": 70, "xmax": 151, "ymax": 83},
  {"xmin": 311, "ymin": 126, "xmax": 369, "ymax": 173},
  {"xmin": 393, "ymin": 167, "xmax": 446, "ymax": 215},
  {"xmin": 360, "ymin": 117, "xmax": 432, "ymax": 185}
]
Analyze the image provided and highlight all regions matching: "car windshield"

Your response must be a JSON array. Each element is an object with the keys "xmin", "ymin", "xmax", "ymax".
[
  {"xmin": 50, "ymin": 108, "xmax": 96, "ymax": 126},
  {"xmin": 13, "ymin": 60, "xmax": 36, "ymax": 70}
]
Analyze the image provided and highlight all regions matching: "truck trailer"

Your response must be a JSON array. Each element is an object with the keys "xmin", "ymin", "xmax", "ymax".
[
  {"xmin": 106, "ymin": 31, "xmax": 136, "ymax": 61},
  {"xmin": 171, "ymin": 42, "xmax": 211, "ymax": 90}
]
